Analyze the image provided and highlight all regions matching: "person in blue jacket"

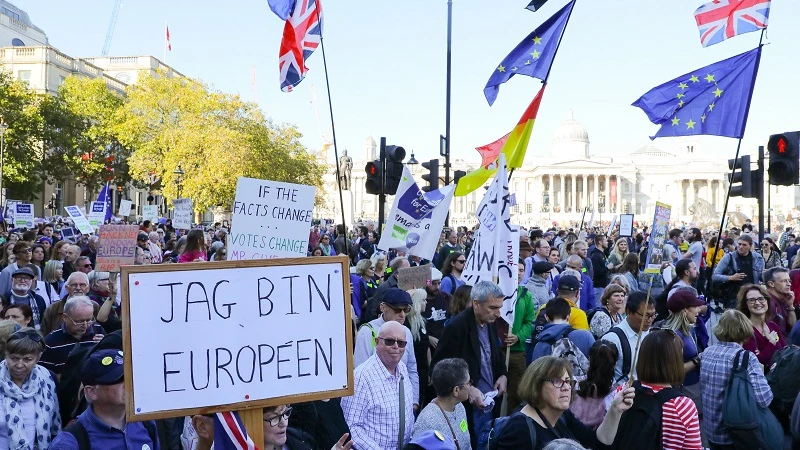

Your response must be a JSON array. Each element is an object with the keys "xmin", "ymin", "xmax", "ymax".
[
  {"xmin": 531, "ymin": 298, "xmax": 595, "ymax": 362},
  {"xmin": 551, "ymin": 256, "xmax": 596, "ymax": 311}
]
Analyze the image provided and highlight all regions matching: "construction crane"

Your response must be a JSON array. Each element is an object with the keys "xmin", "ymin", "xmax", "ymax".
[
  {"xmin": 310, "ymin": 84, "xmax": 333, "ymax": 162},
  {"xmin": 101, "ymin": 0, "xmax": 123, "ymax": 56}
]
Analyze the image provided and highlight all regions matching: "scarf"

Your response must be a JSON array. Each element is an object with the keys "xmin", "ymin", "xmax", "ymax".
[
  {"xmin": 319, "ymin": 243, "xmax": 332, "ymax": 256},
  {"xmin": 0, "ymin": 361, "xmax": 61, "ymax": 449}
]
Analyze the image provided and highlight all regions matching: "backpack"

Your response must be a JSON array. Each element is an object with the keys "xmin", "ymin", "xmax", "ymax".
[
  {"xmin": 445, "ymin": 274, "xmax": 457, "ymax": 295},
  {"xmin": 543, "ymin": 326, "xmax": 589, "ymax": 381},
  {"xmin": 586, "ymin": 307, "xmax": 611, "ymax": 338},
  {"xmin": 604, "ymin": 327, "xmax": 631, "ymax": 384},
  {"xmin": 525, "ymin": 308, "xmax": 550, "ymax": 365},
  {"xmin": 767, "ymin": 345, "xmax": 800, "ymax": 415},
  {"xmin": 723, "ymin": 349, "xmax": 783, "ymax": 450},
  {"xmin": 610, "ymin": 381, "xmax": 682, "ymax": 450},
  {"xmin": 477, "ymin": 411, "xmax": 537, "ymax": 450},
  {"xmin": 64, "ymin": 418, "xmax": 158, "ymax": 450},
  {"xmin": 570, "ymin": 387, "xmax": 608, "ymax": 430},
  {"xmin": 708, "ymin": 252, "xmax": 742, "ymax": 302}
]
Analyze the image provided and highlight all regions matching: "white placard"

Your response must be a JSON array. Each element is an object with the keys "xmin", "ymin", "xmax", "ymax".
[
  {"xmin": 118, "ymin": 199, "xmax": 133, "ymax": 217},
  {"xmin": 64, "ymin": 205, "xmax": 94, "ymax": 235},
  {"xmin": 608, "ymin": 215, "xmax": 618, "ymax": 235},
  {"xmin": 228, "ymin": 177, "xmax": 316, "ymax": 260},
  {"xmin": 122, "ymin": 259, "xmax": 352, "ymax": 419},
  {"xmin": 88, "ymin": 201, "xmax": 107, "ymax": 229},
  {"xmin": 14, "ymin": 203, "xmax": 34, "ymax": 228},
  {"xmin": 142, "ymin": 205, "xmax": 159, "ymax": 223},
  {"xmin": 619, "ymin": 214, "xmax": 635, "ymax": 237},
  {"xmin": 172, "ymin": 198, "xmax": 193, "ymax": 230}
]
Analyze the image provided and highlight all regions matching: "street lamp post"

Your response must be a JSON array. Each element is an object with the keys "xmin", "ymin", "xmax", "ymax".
[
  {"xmin": 0, "ymin": 118, "xmax": 8, "ymax": 209},
  {"xmin": 406, "ymin": 152, "xmax": 419, "ymax": 175},
  {"xmin": 173, "ymin": 164, "xmax": 185, "ymax": 199}
]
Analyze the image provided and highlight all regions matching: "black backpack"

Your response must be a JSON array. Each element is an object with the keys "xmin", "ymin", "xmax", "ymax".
[
  {"xmin": 603, "ymin": 327, "xmax": 631, "ymax": 384},
  {"xmin": 611, "ymin": 381, "xmax": 682, "ymax": 450},
  {"xmin": 767, "ymin": 345, "xmax": 800, "ymax": 415},
  {"xmin": 64, "ymin": 419, "xmax": 157, "ymax": 450}
]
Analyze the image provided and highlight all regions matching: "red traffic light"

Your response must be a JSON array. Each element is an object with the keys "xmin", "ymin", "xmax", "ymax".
[
  {"xmin": 778, "ymin": 138, "xmax": 786, "ymax": 153},
  {"xmin": 365, "ymin": 162, "xmax": 378, "ymax": 175}
]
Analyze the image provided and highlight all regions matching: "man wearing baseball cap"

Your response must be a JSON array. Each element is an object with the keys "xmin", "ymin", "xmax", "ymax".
[
  {"xmin": 546, "ymin": 275, "xmax": 590, "ymax": 331},
  {"xmin": 49, "ymin": 349, "xmax": 160, "ymax": 449}
]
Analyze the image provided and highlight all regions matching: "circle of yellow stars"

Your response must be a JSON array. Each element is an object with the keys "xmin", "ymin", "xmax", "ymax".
[
  {"xmin": 670, "ymin": 73, "xmax": 724, "ymax": 130},
  {"xmin": 497, "ymin": 35, "xmax": 542, "ymax": 73}
]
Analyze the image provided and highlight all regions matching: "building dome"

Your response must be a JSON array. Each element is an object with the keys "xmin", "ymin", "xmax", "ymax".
[
  {"xmin": 631, "ymin": 144, "xmax": 675, "ymax": 158},
  {"xmin": 551, "ymin": 111, "xmax": 590, "ymax": 159}
]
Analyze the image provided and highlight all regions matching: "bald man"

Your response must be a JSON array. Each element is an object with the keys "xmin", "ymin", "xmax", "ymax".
[{"xmin": 551, "ymin": 255, "xmax": 596, "ymax": 311}]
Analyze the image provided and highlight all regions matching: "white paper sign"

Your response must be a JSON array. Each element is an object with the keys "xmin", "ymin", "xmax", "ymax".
[
  {"xmin": 172, "ymin": 198, "xmax": 193, "ymax": 230},
  {"xmin": 619, "ymin": 214, "xmax": 635, "ymax": 237},
  {"xmin": 608, "ymin": 215, "xmax": 619, "ymax": 235},
  {"xmin": 228, "ymin": 177, "xmax": 316, "ymax": 260},
  {"xmin": 13, "ymin": 203, "xmax": 34, "ymax": 228},
  {"xmin": 122, "ymin": 259, "xmax": 352, "ymax": 419},
  {"xmin": 118, "ymin": 199, "xmax": 132, "ymax": 216},
  {"xmin": 88, "ymin": 201, "xmax": 107, "ymax": 229},
  {"xmin": 64, "ymin": 205, "xmax": 94, "ymax": 235},
  {"xmin": 142, "ymin": 205, "xmax": 159, "ymax": 223}
]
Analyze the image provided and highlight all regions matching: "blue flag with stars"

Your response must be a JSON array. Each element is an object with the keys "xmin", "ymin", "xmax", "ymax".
[
  {"xmin": 484, "ymin": 0, "xmax": 574, "ymax": 106},
  {"xmin": 632, "ymin": 47, "xmax": 762, "ymax": 140}
]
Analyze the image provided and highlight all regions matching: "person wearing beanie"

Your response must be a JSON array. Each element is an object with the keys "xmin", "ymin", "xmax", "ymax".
[{"xmin": 662, "ymin": 288, "xmax": 707, "ymax": 409}]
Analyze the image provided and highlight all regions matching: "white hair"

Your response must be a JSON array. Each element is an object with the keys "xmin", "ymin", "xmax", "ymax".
[{"xmin": 63, "ymin": 296, "xmax": 95, "ymax": 315}]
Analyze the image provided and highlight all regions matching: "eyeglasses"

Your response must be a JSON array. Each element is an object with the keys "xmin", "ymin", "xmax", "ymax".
[
  {"xmin": 387, "ymin": 305, "xmax": 412, "ymax": 314},
  {"xmin": 633, "ymin": 310, "xmax": 657, "ymax": 320},
  {"xmin": 376, "ymin": 337, "xmax": 408, "ymax": 348},
  {"xmin": 63, "ymin": 314, "xmax": 95, "ymax": 327},
  {"xmin": 548, "ymin": 378, "xmax": 576, "ymax": 389},
  {"xmin": 68, "ymin": 283, "xmax": 89, "ymax": 289},
  {"xmin": 263, "ymin": 407, "xmax": 293, "ymax": 427},
  {"xmin": 746, "ymin": 296, "xmax": 767, "ymax": 304}
]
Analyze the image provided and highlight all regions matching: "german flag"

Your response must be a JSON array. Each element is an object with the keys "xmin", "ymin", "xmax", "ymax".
[{"xmin": 455, "ymin": 85, "xmax": 546, "ymax": 197}]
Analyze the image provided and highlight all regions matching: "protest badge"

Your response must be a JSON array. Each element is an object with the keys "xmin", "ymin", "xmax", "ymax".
[
  {"xmin": 88, "ymin": 201, "xmax": 107, "ymax": 230},
  {"xmin": 64, "ymin": 205, "xmax": 94, "ymax": 235},
  {"xmin": 172, "ymin": 198, "xmax": 193, "ymax": 230},
  {"xmin": 644, "ymin": 202, "xmax": 672, "ymax": 274},
  {"xmin": 228, "ymin": 177, "xmax": 316, "ymax": 260},
  {"xmin": 118, "ymin": 199, "xmax": 133, "ymax": 216},
  {"xmin": 120, "ymin": 256, "xmax": 354, "ymax": 420},
  {"xmin": 142, "ymin": 205, "xmax": 159, "ymax": 223},
  {"xmin": 619, "ymin": 214, "xmax": 634, "ymax": 237},
  {"xmin": 396, "ymin": 264, "xmax": 432, "ymax": 290},
  {"xmin": 97, "ymin": 225, "xmax": 139, "ymax": 272},
  {"xmin": 377, "ymin": 166, "xmax": 454, "ymax": 258},
  {"xmin": 13, "ymin": 203, "xmax": 34, "ymax": 228}
]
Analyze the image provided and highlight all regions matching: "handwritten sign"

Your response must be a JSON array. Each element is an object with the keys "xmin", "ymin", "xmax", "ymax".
[
  {"xmin": 97, "ymin": 225, "xmax": 139, "ymax": 272},
  {"xmin": 644, "ymin": 203, "xmax": 672, "ymax": 274},
  {"xmin": 64, "ymin": 205, "xmax": 94, "ymax": 235},
  {"xmin": 228, "ymin": 177, "xmax": 316, "ymax": 260},
  {"xmin": 142, "ymin": 205, "xmax": 159, "ymax": 223},
  {"xmin": 14, "ymin": 203, "xmax": 34, "ymax": 228},
  {"xmin": 172, "ymin": 199, "xmax": 192, "ymax": 230},
  {"xmin": 396, "ymin": 264, "xmax": 432, "ymax": 290},
  {"xmin": 88, "ymin": 201, "xmax": 107, "ymax": 230},
  {"xmin": 118, "ymin": 199, "xmax": 133, "ymax": 217},
  {"xmin": 619, "ymin": 214, "xmax": 634, "ymax": 237},
  {"xmin": 121, "ymin": 257, "xmax": 354, "ymax": 421}
]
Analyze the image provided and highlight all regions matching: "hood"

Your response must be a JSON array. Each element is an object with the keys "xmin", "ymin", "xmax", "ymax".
[
  {"xmin": 537, "ymin": 323, "xmax": 571, "ymax": 342},
  {"xmin": 527, "ymin": 275, "xmax": 547, "ymax": 288}
]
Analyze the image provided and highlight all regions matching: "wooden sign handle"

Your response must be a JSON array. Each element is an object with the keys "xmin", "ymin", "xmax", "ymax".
[{"xmin": 240, "ymin": 408, "xmax": 264, "ymax": 449}]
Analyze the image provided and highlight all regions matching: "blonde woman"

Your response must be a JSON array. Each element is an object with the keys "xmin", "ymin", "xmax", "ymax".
[
  {"xmin": 406, "ymin": 289, "xmax": 430, "ymax": 404},
  {"xmin": 370, "ymin": 253, "xmax": 387, "ymax": 283},
  {"xmin": 607, "ymin": 238, "xmax": 629, "ymax": 273},
  {"xmin": 663, "ymin": 289, "xmax": 706, "ymax": 409}
]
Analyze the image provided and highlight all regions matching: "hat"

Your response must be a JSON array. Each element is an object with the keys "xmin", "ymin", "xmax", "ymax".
[
  {"xmin": 557, "ymin": 275, "xmax": 581, "ymax": 292},
  {"xmin": 533, "ymin": 261, "xmax": 555, "ymax": 274},
  {"xmin": 382, "ymin": 288, "xmax": 413, "ymax": 306},
  {"xmin": 137, "ymin": 232, "xmax": 148, "ymax": 241},
  {"xmin": 666, "ymin": 289, "xmax": 705, "ymax": 312},
  {"xmin": 36, "ymin": 236, "xmax": 52, "ymax": 245},
  {"xmin": 406, "ymin": 430, "xmax": 457, "ymax": 450},
  {"xmin": 430, "ymin": 267, "xmax": 443, "ymax": 281},
  {"xmin": 519, "ymin": 240, "xmax": 534, "ymax": 252},
  {"xmin": 82, "ymin": 349, "xmax": 124, "ymax": 385},
  {"xmin": 12, "ymin": 267, "xmax": 35, "ymax": 279}
]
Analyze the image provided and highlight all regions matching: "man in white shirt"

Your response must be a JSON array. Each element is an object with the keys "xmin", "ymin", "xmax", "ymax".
[{"xmin": 601, "ymin": 291, "xmax": 656, "ymax": 386}]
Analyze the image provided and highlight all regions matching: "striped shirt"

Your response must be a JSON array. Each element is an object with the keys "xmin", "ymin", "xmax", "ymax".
[
  {"xmin": 640, "ymin": 384, "xmax": 702, "ymax": 450},
  {"xmin": 40, "ymin": 323, "xmax": 105, "ymax": 374}
]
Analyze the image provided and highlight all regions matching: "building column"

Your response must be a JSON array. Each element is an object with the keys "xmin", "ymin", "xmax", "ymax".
[
  {"xmin": 631, "ymin": 176, "xmax": 637, "ymax": 215},
  {"xmin": 571, "ymin": 175, "xmax": 577, "ymax": 213},
  {"xmin": 548, "ymin": 175, "xmax": 554, "ymax": 211},
  {"xmin": 593, "ymin": 175, "xmax": 599, "ymax": 212},
  {"xmin": 581, "ymin": 175, "xmax": 588, "ymax": 213},
  {"xmin": 558, "ymin": 175, "xmax": 565, "ymax": 211}
]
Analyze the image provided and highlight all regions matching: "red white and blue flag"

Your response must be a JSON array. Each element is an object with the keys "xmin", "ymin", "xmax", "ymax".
[
  {"xmin": 214, "ymin": 411, "xmax": 259, "ymax": 450},
  {"xmin": 694, "ymin": 0, "xmax": 771, "ymax": 47},
  {"xmin": 273, "ymin": 0, "xmax": 323, "ymax": 92}
]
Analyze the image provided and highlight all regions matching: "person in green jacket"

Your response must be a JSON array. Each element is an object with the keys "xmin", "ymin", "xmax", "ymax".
[{"xmin": 503, "ymin": 257, "xmax": 536, "ymax": 412}]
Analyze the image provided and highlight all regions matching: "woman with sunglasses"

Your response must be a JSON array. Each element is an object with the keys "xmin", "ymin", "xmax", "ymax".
[
  {"xmin": 737, "ymin": 284, "xmax": 787, "ymax": 369},
  {"xmin": 760, "ymin": 238, "xmax": 782, "ymax": 270},
  {"xmin": 0, "ymin": 327, "xmax": 61, "ymax": 448},
  {"xmin": 318, "ymin": 234, "xmax": 336, "ymax": 256},
  {"xmin": 492, "ymin": 356, "xmax": 635, "ymax": 449}
]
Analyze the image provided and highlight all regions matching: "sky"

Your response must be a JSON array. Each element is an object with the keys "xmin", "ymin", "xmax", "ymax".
[{"xmin": 17, "ymin": 0, "xmax": 800, "ymax": 166}]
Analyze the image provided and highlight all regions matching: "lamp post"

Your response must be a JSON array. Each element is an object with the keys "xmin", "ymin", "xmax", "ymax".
[
  {"xmin": 0, "ymin": 118, "xmax": 7, "ymax": 208},
  {"xmin": 599, "ymin": 193, "xmax": 606, "ymax": 226},
  {"xmin": 406, "ymin": 152, "xmax": 419, "ymax": 175},
  {"xmin": 173, "ymin": 164, "xmax": 185, "ymax": 199}
]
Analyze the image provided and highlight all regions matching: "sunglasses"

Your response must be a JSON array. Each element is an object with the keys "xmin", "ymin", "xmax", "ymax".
[
  {"xmin": 9, "ymin": 329, "xmax": 43, "ymax": 344},
  {"xmin": 376, "ymin": 337, "xmax": 408, "ymax": 348},
  {"xmin": 387, "ymin": 305, "xmax": 412, "ymax": 314}
]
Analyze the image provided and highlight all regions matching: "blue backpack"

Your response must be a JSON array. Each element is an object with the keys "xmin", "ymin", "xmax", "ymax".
[
  {"xmin": 722, "ymin": 349, "xmax": 783, "ymax": 450},
  {"xmin": 477, "ymin": 412, "xmax": 536, "ymax": 450}
]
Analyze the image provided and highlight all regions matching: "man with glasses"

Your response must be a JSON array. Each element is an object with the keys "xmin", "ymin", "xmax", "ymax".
[
  {"xmin": 0, "ymin": 240, "xmax": 34, "ymax": 297},
  {"xmin": 41, "ymin": 272, "xmax": 94, "ymax": 336},
  {"xmin": 40, "ymin": 296, "xmax": 105, "ymax": 375},
  {"xmin": 354, "ymin": 288, "xmax": 419, "ymax": 410},
  {"xmin": 2, "ymin": 266, "xmax": 47, "ymax": 331},
  {"xmin": 75, "ymin": 256, "xmax": 93, "ymax": 274},
  {"xmin": 601, "ymin": 291, "xmax": 657, "ymax": 387},
  {"xmin": 343, "ymin": 321, "xmax": 415, "ymax": 450}
]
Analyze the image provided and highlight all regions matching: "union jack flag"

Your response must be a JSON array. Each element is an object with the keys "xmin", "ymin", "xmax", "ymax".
[
  {"xmin": 214, "ymin": 411, "xmax": 259, "ymax": 450},
  {"xmin": 694, "ymin": 0, "xmax": 771, "ymax": 48},
  {"xmin": 278, "ymin": 0, "xmax": 323, "ymax": 92}
]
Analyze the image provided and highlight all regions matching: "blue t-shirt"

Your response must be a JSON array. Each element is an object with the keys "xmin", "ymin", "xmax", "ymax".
[
  {"xmin": 476, "ymin": 324, "xmax": 494, "ymax": 394},
  {"xmin": 677, "ymin": 328, "xmax": 700, "ymax": 386}
]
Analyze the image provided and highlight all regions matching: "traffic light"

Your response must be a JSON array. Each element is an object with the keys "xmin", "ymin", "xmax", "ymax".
[
  {"xmin": 364, "ymin": 160, "xmax": 382, "ymax": 195},
  {"xmin": 384, "ymin": 145, "xmax": 406, "ymax": 195},
  {"xmin": 453, "ymin": 170, "xmax": 466, "ymax": 185},
  {"xmin": 421, "ymin": 159, "xmax": 440, "ymax": 192},
  {"xmin": 767, "ymin": 132, "xmax": 800, "ymax": 186},
  {"xmin": 728, "ymin": 155, "xmax": 758, "ymax": 198}
]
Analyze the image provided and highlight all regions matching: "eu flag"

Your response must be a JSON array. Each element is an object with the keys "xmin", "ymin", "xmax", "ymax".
[
  {"xmin": 632, "ymin": 47, "xmax": 762, "ymax": 140},
  {"xmin": 526, "ymin": 0, "xmax": 549, "ymax": 12},
  {"xmin": 484, "ymin": 0, "xmax": 574, "ymax": 106}
]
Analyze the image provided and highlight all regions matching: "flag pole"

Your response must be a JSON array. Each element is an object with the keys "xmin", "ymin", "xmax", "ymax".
[{"xmin": 163, "ymin": 20, "xmax": 167, "ymax": 63}]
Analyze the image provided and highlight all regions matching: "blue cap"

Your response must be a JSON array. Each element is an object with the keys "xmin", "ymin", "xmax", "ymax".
[
  {"xmin": 408, "ymin": 430, "xmax": 456, "ymax": 450},
  {"xmin": 382, "ymin": 288, "xmax": 413, "ymax": 306},
  {"xmin": 82, "ymin": 349, "xmax": 124, "ymax": 385}
]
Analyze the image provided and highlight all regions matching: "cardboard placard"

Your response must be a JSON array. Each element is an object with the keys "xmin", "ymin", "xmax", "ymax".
[
  {"xmin": 88, "ymin": 201, "xmax": 107, "ymax": 230},
  {"xmin": 97, "ymin": 225, "xmax": 139, "ymax": 272},
  {"xmin": 172, "ymin": 198, "xmax": 193, "ymax": 230},
  {"xmin": 121, "ymin": 256, "xmax": 354, "ymax": 421},
  {"xmin": 142, "ymin": 205, "xmax": 159, "ymax": 223},
  {"xmin": 64, "ymin": 205, "xmax": 94, "ymax": 235},
  {"xmin": 118, "ymin": 199, "xmax": 133, "ymax": 217},
  {"xmin": 396, "ymin": 264, "xmax": 432, "ymax": 290},
  {"xmin": 14, "ymin": 203, "xmax": 34, "ymax": 228}
]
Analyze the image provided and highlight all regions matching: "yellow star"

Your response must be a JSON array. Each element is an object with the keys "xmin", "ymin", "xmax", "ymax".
[
  {"xmin": 678, "ymin": 82, "xmax": 688, "ymax": 90},
  {"xmin": 701, "ymin": 114, "xmax": 707, "ymax": 123},
  {"xmin": 498, "ymin": 65, "xmax": 505, "ymax": 73},
  {"xmin": 705, "ymin": 74, "xmax": 715, "ymax": 83},
  {"xmin": 671, "ymin": 117, "xmax": 680, "ymax": 126},
  {"xmin": 686, "ymin": 119, "xmax": 696, "ymax": 129},
  {"xmin": 690, "ymin": 75, "xmax": 700, "ymax": 83},
  {"xmin": 532, "ymin": 36, "xmax": 542, "ymax": 45},
  {"xmin": 708, "ymin": 103, "xmax": 715, "ymax": 112},
  {"xmin": 714, "ymin": 87, "xmax": 723, "ymax": 97},
  {"xmin": 678, "ymin": 100, "xmax": 685, "ymax": 108},
  {"xmin": 676, "ymin": 93, "xmax": 685, "ymax": 99},
  {"xmin": 524, "ymin": 60, "xmax": 531, "ymax": 65},
  {"xmin": 531, "ymin": 50, "xmax": 541, "ymax": 59}
]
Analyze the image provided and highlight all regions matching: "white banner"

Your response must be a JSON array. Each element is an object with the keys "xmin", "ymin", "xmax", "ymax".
[
  {"xmin": 608, "ymin": 214, "xmax": 618, "ymax": 236},
  {"xmin": 118, "ymin": 199, "xmax": 132, "ymax": 217},
  {"xmin": 88, "ymin": 201, "xmax": 107, "ymax": 230},
  {"xmin": 142, "ymin": 205, "xmax": 159, "ymax": 223},
  {"xmin": 64, "ymin": 205, "xmax": 94, "ymax": 235},
  {"xmin": 172, "ymin": 198, "xmax": 193, "ymax": 230},
  {"xmin": 13, "ymin": 203, "xmax": 34, "ymax": 228},
  {"xmin": 377, "ymin": 166, "xmax": 454, "ymax": 258}
]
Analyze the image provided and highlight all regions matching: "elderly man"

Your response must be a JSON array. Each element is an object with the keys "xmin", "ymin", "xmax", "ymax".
[
  {"xmin": 40, "ymin": 296, "xmax": 105, "ymax": 374},
  {"xmin": 431, "ymin": 280, "xmax": 507, "ymax": 448},
  {"xmin": 343, "ymin": 321, "xmax": 414, "ymax": 450},
  {"xmin": 354, "ymin": 288, "xmax": 419, "ymax": 409},
  {"xmin": 552, "ymin": 255, "xmax": 596, "ymax": 311},
  {"xmin": 42, "ymin": 271, "xmax": 92, "ymax": 335},
  {"xmin": 4, "ymin": 266, "xmax": 48, "ymax": 330},
  {"xmin": 0, "ymin": 241, "xmax": 34, "ymax": 296},
  {"xmin": 63, "ymin": 244, "xmax": 81, "ymax": 279},
  {"xmin": 75, "ymin": 256, "xmax": 93, "ymax": 274},
  {"xmin": 49, "ymin": 349, "xmax": 159, "ymax": 449}
]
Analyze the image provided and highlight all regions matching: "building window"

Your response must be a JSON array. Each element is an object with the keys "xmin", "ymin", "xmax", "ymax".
[
  {"xmin": 59, "ymin": 76, "xmax": 66, "ymax": 86},
  {"xmin": 2, "ymin": 7, "xmax": 21, "ymax": 21},
  {"xmin": 11, "ymin": 38, "xmax": 24, "ymax": 47},
  {"xmin": 526, "ymin": 203, "xmax": 533, "ymax": 214},
  {"xmin": 17, "ymin": 70, "xmax": 31, "ymax": 83},
  {"xmin": 512, "ymin": 204, "xmax": 520, "ymax": 214}
]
